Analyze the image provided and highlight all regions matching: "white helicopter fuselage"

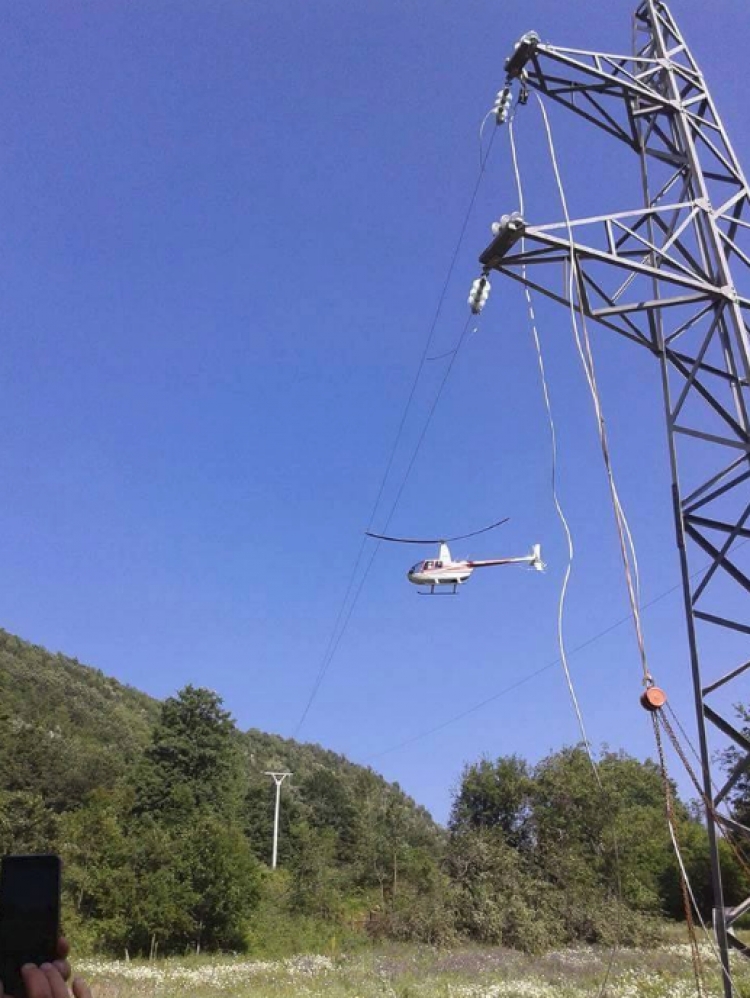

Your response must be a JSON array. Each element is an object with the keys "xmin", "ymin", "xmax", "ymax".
[
  {"xmin": 407, "ymin": 542, "xmax": 543, "ymax": 589},
  {"xmin": 407, "ymin": 542, "xmax": 469, "ymax": 587},
  {"xmin": 407, "ymin": 560, "xmax": 473, "ymax": 588}
]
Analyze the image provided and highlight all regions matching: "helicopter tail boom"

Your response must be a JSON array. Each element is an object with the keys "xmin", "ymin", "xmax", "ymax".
[{"xmin": 468, "ymin": 544, "xmax": 545, "ymax": 571}]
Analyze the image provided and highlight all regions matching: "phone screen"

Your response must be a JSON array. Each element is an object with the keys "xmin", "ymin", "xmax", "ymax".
[{"xmin": 0, "ymin": 855, "xmax": 61, "ymax": 997}]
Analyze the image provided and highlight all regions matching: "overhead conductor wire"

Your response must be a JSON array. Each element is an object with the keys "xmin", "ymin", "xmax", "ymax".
[
  {"xmin": 370, "ymin": 538, "xmax": 749, "ymax": 760},
  {"xmin": 510, "ymin": 105, "xmax": 621, "ymax": 998},
  {"xmin": 292, "ymin": 128, "xmax": 498, "ymax": 737},
  {"xmin": 535, "ymin": 93, "xmax": 707, "ymax": 994}
]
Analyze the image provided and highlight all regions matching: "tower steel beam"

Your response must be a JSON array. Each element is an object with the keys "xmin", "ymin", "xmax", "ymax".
[{"xmin": 481, "ymin": 3, "xmax": 750, "ymax": 994}]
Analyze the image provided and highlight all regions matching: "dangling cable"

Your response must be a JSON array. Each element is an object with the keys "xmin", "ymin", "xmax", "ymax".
[
  {"xmin": 534, "ymin": 92, "xmax": 651, "ymax": 688},
  {"xmin": 509, "ymin": 112, "xmax": 621, "ymax": 998},
  {"xmin": 533, "ymin": 92, "xmax": 715, "ymax": 996},
  {"xmin": 508, "ymin": 117, "xmax": 595, "ymax": 766}
]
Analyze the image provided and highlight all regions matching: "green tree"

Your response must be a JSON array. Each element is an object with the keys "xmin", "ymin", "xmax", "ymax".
[
  {"xmin": 133, "ymin": 686, "xmax": 242, "ymax": 822},
  {"xmin": 301, "ymin": 768, "xmax": 357, "ymax": 861},
  {"xmin": 723, "ymin": 705, "xmax": 750, "ymax": 828},
  {"xmin": 531, "ymin": 747, "xmax": 675, "ymax": 902},
  {"xmin": 124, "ymin": 686, "xmax": 260, "ymax": 954},
  {"xmin": 179, "ymin": 816, "xmax": 261, "ymax": 952},
  {"xmin": 289, "ymin": 824, "xmax": 344, "ymax": 921},
  {"xmin": 448, "ymin": 829, "xmax": 560, "ymax": 952},
  {"xmin": 0, "ymin": 790, "xmax": 58, "ymax": 854},
  {"xmin": 58, "ymin": 790, "xmax": 137, "ymax": 954},
  {"xmin": 125, "ymin": 821, "xmax": 196, "ymax": 957},
  {"xmin": 450, "ymin": 755, "xmax": 533, "ymax": 847},
  {"xmin": 660, "ymin": 820, "xmax": 750, "ymax": 921}
]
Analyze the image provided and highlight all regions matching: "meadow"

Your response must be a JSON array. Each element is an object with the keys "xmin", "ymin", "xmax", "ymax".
[{"xmin": 75, "ymin": 941, "xmax": 749, "ymax": 998}]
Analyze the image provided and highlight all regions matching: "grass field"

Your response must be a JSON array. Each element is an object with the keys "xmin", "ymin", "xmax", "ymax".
[{"xmin": 75, "ymin": 942, "xmax": 750, "ymax": 998}]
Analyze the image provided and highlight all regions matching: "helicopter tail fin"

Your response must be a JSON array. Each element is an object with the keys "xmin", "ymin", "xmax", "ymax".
[{"xmin": 530, "ymin": 544, "xmax": 545, "ymax": 572}]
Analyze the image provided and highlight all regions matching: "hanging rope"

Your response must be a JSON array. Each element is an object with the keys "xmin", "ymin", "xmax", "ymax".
[
  {"xmin": 653, "ymin": 708, "xmax": 743, "ymax": 995},
  {"xmin": 660, "ymin": 706, "xmax": 750, "ymax": 904},
  {"xmin": 652, "ymin": 715, "xmax": 707, "ymax": 995},
  {"xmin": 642, "ymin": 703, "xmax": 741, "ymax": 995}
]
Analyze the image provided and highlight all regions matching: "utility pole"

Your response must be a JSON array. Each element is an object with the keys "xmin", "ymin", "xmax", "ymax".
[
  {"xmin": 264, "ymin": 771, "xmax": 292, "ymax": 870},
  {"xmin": 476, "ymin": 3, "xmax": 750, "ymax": 995}
]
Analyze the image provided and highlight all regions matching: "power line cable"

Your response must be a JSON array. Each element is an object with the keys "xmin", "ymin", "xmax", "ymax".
[
  {"xmin": 293, "ymin": 314, "xmax": 477, "ymax": 738},
  {"xmin": 291, "ymin": 130, "xmax": 498, "ymax": 737},
  {"xmin": 369, "ymin": 538, "xmax": 749, "ymax": 760}
]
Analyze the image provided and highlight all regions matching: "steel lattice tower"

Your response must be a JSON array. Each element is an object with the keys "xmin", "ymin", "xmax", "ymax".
[{"xmin": 478, "ymin": 2, "xmax": 750, "ymax": 994}]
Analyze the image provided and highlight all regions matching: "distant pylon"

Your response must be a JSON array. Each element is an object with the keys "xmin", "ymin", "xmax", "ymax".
[{"xmin": 264, "ymin": 771, "xmax": 292, "ymax": 869}]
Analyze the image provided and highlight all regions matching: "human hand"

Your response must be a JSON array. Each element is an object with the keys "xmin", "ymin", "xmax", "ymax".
[
  {"xmin": 0, "ymin": 938, "xmax": 88, "ymax": 998},
  {"xmin": 12, "ymin": 963, "xmax": 90, "ymax": 998}
]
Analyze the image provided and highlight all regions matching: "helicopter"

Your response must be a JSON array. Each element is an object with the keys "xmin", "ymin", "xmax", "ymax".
[{"xmin": 366, "ymin": 518, "xmax": 545, "ymax": 595}]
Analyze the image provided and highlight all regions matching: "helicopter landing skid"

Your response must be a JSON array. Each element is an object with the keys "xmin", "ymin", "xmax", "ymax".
[{"xmin": 418, "ymin": 584, "xmax": 459, "ymax": 596}]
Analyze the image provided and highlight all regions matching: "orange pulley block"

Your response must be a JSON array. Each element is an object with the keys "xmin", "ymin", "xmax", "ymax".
[{"xmin": 640, "ymin": 685, "xmax": 667, "ymax": 712}]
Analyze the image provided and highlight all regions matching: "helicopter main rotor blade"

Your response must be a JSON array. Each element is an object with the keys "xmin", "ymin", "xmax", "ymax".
[
  {"xmin": 365, "ymin": 532, "xmax": 443, "ymax": 545},
  {"xmin": 445, "ymin": 517, "xmax": 509, "ymax": 542},
  {"xmin": 365, "ymin": 517, "xmax": 509, "ymax": 546}
]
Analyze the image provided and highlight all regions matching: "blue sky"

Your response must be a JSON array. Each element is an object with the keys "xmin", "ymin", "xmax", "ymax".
[{"xmin": 1, "ymin": 0, "xmax": 748, "ymax": 822}]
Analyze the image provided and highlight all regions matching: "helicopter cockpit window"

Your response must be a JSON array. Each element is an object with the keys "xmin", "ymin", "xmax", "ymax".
[
  {"xmin": 435, "ymin": 561, "xmax": 443, "ymax": 569},
  {"xmin": 424, "ymin": 561, "xmax": 434, "ymax": 570},
  {"xmin": 410, "ymin": 562, "xmax": 423, "ymax": 574}
]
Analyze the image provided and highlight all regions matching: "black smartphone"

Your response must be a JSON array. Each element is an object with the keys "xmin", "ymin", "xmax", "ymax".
[{"xmin": 0, "ymin": 855, "xmax": 61, "ymax": 998}]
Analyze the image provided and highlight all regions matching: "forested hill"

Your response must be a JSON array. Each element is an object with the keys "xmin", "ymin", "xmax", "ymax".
[
  {"xmin": 0, "ymin": 627, "xmax": 433, "ymax": 832},
  {"xmin": 0, "ymin": 626, "xmax": 443, "ymax": 954},
  {"xmin": 5, "ymin": 625, "xmax": 750, "ymax": 959},
  {"xmin": 0, "ymin": 629, "xmax": 158, "ymax": 811}
]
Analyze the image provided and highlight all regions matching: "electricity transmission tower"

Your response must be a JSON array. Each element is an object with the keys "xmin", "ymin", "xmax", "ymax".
[
  {"xmin": 264, "ymin": 771, "xmax": 292, "ymax": 870},
  {"xmin": 478, "ymin": 3, "xmax": 750, "ymax": 994}
]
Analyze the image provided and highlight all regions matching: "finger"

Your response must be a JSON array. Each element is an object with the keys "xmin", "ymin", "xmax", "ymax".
[
  {"xmin": 55, "ymin": 938, "xmax": 70, "ymax": 961},
  {"xmin": 41, "ymin": 964, "xmax": 71, "ymax": 998},
  {"xmin": 40, "ymin": 964, "xmax": 68, "ymax": 998},
  {"xmin": 21, "ymin": 965, "xmax": 52, "ymax": 998},
  {"xmin": 72, "ymin": 977, "xmax": 92, "ymax": 998},
  {"xmin": 52, "ymin": 960, "xmax": 71, "ymax": 981}
]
